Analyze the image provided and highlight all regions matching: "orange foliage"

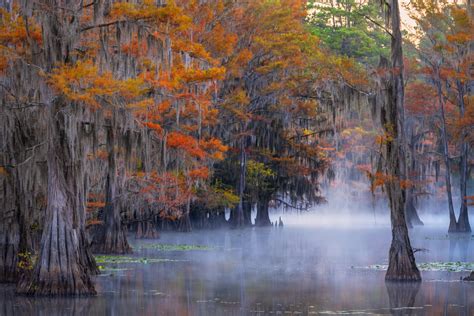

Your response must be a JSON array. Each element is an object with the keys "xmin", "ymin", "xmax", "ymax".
[
  {"xmin": 144, "ymin": 122, "xmax": 163, "ymax": 134},
  {"xmin": 167, "ymin": 132, "xmax": 205, "ymax": 159},
  {"xmin": 188, "ymin": 167, "xmax": 209, "ymax": 180},
  {"xmin": 87, "ymin": 201, "xmax": 105, "ymax": 209},
  {"xmin": 49, "ymin": 60, "xmax": 145, "ymax": 108}
]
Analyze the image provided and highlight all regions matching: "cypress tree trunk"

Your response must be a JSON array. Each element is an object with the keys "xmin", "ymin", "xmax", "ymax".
[
  {"xmin": 405, "ymin": 189, "xmax": 423, "ymax": 227},
  {"xmin": 455, "ymin": 80, "xmax": 470, "ymax": 233},
  {"xmin": 384, "ymin": 0, "xmax": 421, "ymax": 281},
  {"xmin": 0, "ymin": 101, "xmax": 41, "ymax": 283},
  {"xmin": 178, "ymin": 199, "xmax": 192, "ymax": 232},
  {"xmin": 0, "ymin": 181, "xmax": 20, "ymax": 282},
  {"xmin": 233, "ymin": 138, "xmax": 246, "ymax": 228},
  {"xmin": 209, "ymin": 208, "xmax": 227, "ymax": 228},
  {"xmin": 255, "ymin": 198, "xmax": 272, "ymax": 227},
  {"xmin": 435, "ymin": 78, "xmax": 457, "ymax": 232},
  {"xmin": 243, "ymin": 199, "xmax": 252, "ymax": 226},
  {"xmin": 16, "ymin": 101, "xmax": 97, "ymax": 295},
  {"xmin": 91, "ymin": 125, "xmax": 131, "ymax": 254},
  {"xmin": 405, "ymin": 132, "xmax": 423, "ymax": 227}
]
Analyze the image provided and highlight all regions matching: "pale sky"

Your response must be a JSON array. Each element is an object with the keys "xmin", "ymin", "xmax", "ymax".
[{"xmin": 401, "ymin": 1, "xmax": 417, "ymax": 32}]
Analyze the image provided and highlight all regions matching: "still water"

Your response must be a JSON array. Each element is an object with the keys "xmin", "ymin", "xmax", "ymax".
[{"xmin": 1, "ymin": 221, "xmax": 474, "ymax": 315}]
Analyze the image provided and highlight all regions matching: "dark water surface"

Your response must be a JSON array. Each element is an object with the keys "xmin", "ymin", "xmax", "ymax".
[{"xmin": 2, "ymin": 224, "xmax": 474, "ymax": 315}]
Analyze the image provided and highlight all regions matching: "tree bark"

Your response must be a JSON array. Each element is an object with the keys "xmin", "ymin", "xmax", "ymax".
[
  {"xmin": 405, "ymin": 130, "xmax": 423, "ymax": 227},
  {"xmin": 435, "ymin": 78, "xmax": 458, "ymax": 232},
  {"xmin": 0, "ymin": 104, "xmax": 42, "ymax": 283},
  {"xmin": 243, "ymin": 199, "xmax": 252, "ymax": 226},
  {"xmin": 16, "ymin": 101, "xmax": 97, "ymax": 295},
  {"xmin": 0, "ymin": 171, "xmax": 22, "ymax": 283},
  {"xmin": 233, "ymin": 137, "xmax": 246, "ymax": 228},
  {"xmin": 91, "ymin": 125, "xmax": 131, "ymax": 254},
  {"xmin": 384, "ymin": 0, "xmax": 421, "ymax": 281},
  {"xmin": 455, "ymin": 80, "xmax": 471, "ymax": 233},
  {"xmin": 255, "ymin": 198, "xmax": 272, "ymax": 227},
  {"xmin": 136, "ymin": 220, "xmax": 159, "ymax": 239},
  {"xmin": 405, "ymin": 189, "xmax": 423, "ymax": 227},
  {"xmin": 178, "ymin": 199, "xmax": 192, "ymax": 232},
  {"xmin": 0, "ymin": 186, "xmax": 20, "ymax": 282}
]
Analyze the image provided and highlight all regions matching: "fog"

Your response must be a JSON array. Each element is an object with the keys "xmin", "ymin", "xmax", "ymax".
[
  {"xmin": 268, "ymin": 183, "xmax": 461, "ymax": 229},
  {"xmin": 2, "ymin": 192, "xmax": 474, "ymax": 315},
  {"xmin": 1, "ymin": 177, "xmax": 473, "ymax": 315}
]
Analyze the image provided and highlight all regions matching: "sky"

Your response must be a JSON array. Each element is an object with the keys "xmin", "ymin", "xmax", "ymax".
[{"xmin": 401, "ymin": 0, "xmax": 417, "ymax": 31}]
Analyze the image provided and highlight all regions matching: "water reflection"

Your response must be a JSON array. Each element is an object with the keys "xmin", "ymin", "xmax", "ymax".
[
  {"xmin": 385, "ymin": 282, "xmax": 420, "ymax": 315},
  {"xmin": 449, "ymin": 234, "xmax": 470, "ymax": 262},
  {"xmin": 1, "ymin": 227, "xmax": 474, "ymax": 315}
]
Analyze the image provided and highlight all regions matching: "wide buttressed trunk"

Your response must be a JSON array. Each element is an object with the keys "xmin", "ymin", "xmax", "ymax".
[
  {"xmin": 380, "ymin": 0, "xmax": 421, "ymax": 282},
  {"xmin": 17, "ymin": 100, "xmax": 98, "ymax": 295}
]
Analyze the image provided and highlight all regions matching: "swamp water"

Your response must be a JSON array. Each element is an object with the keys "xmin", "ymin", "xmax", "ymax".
[{"xmin": 1, "ymin": 221, "xmax": 474, "ymax": 315}]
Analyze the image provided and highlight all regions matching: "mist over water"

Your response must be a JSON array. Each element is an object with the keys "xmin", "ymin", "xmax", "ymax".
[{"xmin": 2, "ymin": 194, "xmax": 474, "ymax": 316}]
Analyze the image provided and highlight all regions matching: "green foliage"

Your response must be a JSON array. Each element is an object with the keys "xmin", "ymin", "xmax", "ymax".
[
  {"xmin": 208, "ymin": 185, "xmax": 240, "ymax": 209},
  {"xmin": 246, "ymin": 160, "xmax": 276, "ymax": 197},
  {"xmin": 307, "ymin": 0, "xmax": 390, "ymax": 65}
]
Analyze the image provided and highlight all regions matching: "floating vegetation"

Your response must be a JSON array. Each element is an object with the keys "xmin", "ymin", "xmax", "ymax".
[
  {"xmin": 359, "ymin": 261, "xmax": 474, "ymax": 272},
  {"xmin": 95, "ymin": 255, "xmax": 186, "ymax": 265},
  {"xmin": 140, "ymin": 243, "xmax": 213, "ymax": 251},
  {"xmin": 424, "ymin": 235, "xmax": 474, "ymax": 240},
  {"xmin": 317, "ymin": 307, "xmax": 424, "ymax": 315},
  {"xmin": 97, "ymin": 265, "xmax": 133, "ymax": 271}
]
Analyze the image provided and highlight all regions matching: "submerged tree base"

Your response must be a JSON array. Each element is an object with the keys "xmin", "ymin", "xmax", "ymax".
[
  {"xmin": 136, "ymin": 221, "xmax": 159, "ymax": 239},
  {"xmin": 16, "ymin": 271, "xmax": 96, "ymax": 296},
  {"xmin": 91, "ymin": 226, "xmax": 132, "ymax": 255},
  {"xmin": 385, "ymin": 226, "xmax": 421, "ymax": 282},
  {"xmin": 463, "ymin": 271, "xmax": 474, "ymax": 281}
]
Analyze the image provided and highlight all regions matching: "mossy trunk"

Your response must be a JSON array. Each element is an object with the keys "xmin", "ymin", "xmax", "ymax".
[
  {"xmin": 0, "ymin": 208, "xmax": 19, "ymax": 283},
  {"xmin": 178, "ymin": 200, "xmax": 192, "ymax": 232},
  {"xmin": 16, "ymin": 101, "xmax": 97, "ymax": 295},
  {"xmin": 91, "ymin": 126, "xmax": 131, "ymax": 254},
  {"xmin": 0, "ymin": 102, "xmax": 43, "ymax": 283},
  {"xmin": 0, "ymin": 172, "xmax": 20, "ymax": 283}
]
